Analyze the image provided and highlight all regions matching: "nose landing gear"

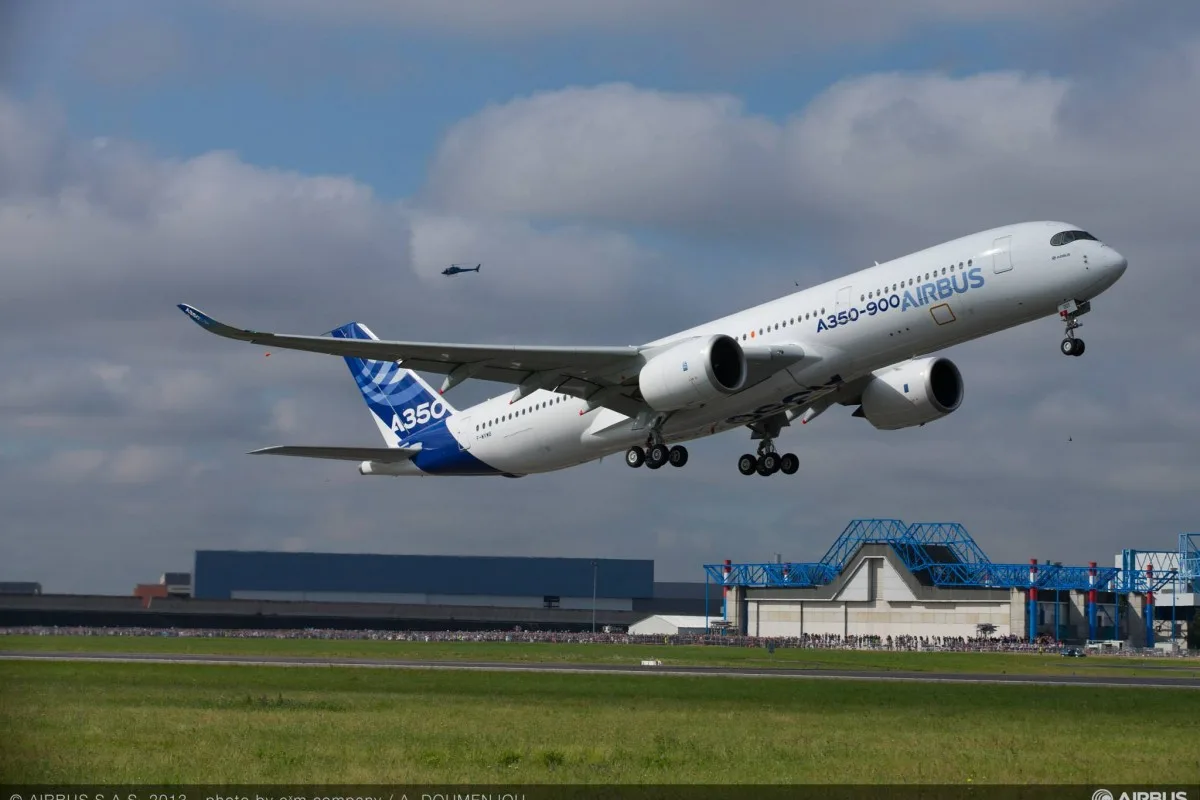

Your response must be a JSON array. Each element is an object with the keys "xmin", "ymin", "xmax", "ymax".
[{"xmin": 1058, "ymin": 299, "xmax": 1091, "ymax": 357}]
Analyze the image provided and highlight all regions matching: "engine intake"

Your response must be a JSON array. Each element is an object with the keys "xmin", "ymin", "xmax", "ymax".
[
  {"xmin": 638, "ymin": 334, "xmax": 747, "ymax": 411},
  {"xmin": 858, "ymin": 356, "xmax": 963, "ymax": 430}
]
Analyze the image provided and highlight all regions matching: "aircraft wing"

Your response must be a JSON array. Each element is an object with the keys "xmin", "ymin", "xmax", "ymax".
[
  {"xmin": 249, "ymin": 445, "xmax": 422, "ymax": 462},
  {"xmin": 179, "ymin": 303, "xmax": 652, "ymax": 415},
  {"xmin": 178, "ymin": 304, "xmax": 812, "ymax": 418}
]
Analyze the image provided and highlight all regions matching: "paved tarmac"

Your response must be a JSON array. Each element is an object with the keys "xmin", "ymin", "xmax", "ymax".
[{"xmin": 3, "ymin": 649, "xmax": 1198, "ymax": 688}]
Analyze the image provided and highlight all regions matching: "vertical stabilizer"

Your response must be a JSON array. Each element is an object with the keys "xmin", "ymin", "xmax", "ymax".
[{"xmin": 328, "ymin": 322, "xmax": 457, "ymax": 447}]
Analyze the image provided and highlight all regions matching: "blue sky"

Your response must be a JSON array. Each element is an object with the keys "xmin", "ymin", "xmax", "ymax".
[{"xmin": 2, "ymin": 1, "xmax": 1200, "ymax": 593}]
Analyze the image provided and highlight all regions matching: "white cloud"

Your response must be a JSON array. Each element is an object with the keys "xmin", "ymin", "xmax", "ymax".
[
  {"xmin": 424, "ymin": 84, "xmax": 786, "ymax": 231},
  {"xmin": 0, "ymin": 92, "xmax": 658, "ymax": 338},
  {"xmin": 0, "ymin": 94, "xmax": 70, "ymax": 197},
  {"xmin": 424, "ymin": 61, "xmax": 1200, "ymax": 253},
  {"xmin": 409, "ymin": 212, "xmax": 650, "ymax": 304},
  {"xmin": 34, "ymin": 445, "xmax": 185, "ymax": 485},
  {"xmin": 108, "ymin": 445, "xmax": 181, "ymax": 484},
  {"xmin": 37, "ymin": 449, "xmax": 108, "ymax": 482}
]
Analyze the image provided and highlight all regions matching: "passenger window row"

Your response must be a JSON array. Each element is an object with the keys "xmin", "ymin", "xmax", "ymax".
[
  {"xmin": 861, "ymin": 258, "xmax": 973, "ymax": 301},
  {"xmin": 735, "ymin": 253, "xmax": 982, "ymax": 340},
  {"xmin": 740, "ymin": 306, "xmax": 827, "ymax": 341},
  {"xmin": 477, "ymin": 394, "xmax": 570, "ymax": 431}
]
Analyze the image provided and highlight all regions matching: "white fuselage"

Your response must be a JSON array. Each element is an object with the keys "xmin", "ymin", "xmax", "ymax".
[{"xmin": 381, "ymin": 221, "xmax": 1127, "ymax": 476}]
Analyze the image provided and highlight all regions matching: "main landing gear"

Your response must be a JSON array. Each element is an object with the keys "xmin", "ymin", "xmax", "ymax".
[
  {"xmin": 625, "ymin": 432, "xmax": 688, "ymax": 471},
  {"xmin": 738, "ymin": 440, "xmax": 799, "ymax": 477},
  {"xmin": 1059, "ymin": 299, "xmax": 1090, "ymax": 357}
]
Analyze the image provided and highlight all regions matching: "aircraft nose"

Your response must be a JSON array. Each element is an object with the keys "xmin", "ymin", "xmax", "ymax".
[{"xmin": 1106, "ymin": 247, "xmax": 1129, "ymax": 279}]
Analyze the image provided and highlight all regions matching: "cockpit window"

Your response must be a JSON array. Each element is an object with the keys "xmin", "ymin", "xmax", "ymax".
[{"xmin": 1050, "ymin": 230, "xmax": 1098, "ymax": 246}]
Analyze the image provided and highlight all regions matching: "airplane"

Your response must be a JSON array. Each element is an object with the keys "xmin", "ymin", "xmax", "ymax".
[
  {"xmin": 442, "ymin": 263, "xmax": 481, "ymax": 276},
  {"xmin": 178, "ymin": 221, "xmax": 1128, "ymax": 479}
]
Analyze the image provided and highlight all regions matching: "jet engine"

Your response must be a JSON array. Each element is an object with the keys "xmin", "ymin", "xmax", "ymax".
[
  {"xmin": 638, "ymin": 334, "xmax": 747, "ymax": 411},
  {"xmin": 856, "ymin": 356, "xmax": 963, "ymax": 430}
]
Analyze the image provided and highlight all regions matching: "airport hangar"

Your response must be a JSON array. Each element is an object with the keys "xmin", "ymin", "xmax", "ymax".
[
  {"xmin": 0, "ymin": 554, "xmax": 719, "ymax": 632},
  {"xmin": 703, "ymin": 519, "xmax": 1198, "ymax": 648}
]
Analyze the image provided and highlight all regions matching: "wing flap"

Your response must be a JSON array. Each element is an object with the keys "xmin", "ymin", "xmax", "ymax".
[{"xmin": 248, "ymin": 445, "xmax": 422, "ymax": 462}]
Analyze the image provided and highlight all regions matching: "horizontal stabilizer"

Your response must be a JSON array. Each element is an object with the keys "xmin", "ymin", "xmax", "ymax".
[{"xmin": 248, "ymin": 445, "xmax": 422, "ymax": 462}]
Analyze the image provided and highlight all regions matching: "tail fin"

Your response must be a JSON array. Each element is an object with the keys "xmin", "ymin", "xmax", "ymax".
[{"xmin": 329, "ymin": 322, "xmax": 457, "ymax": 447}]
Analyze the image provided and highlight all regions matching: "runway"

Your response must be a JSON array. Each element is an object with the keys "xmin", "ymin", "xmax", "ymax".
[{"xmin": 3, "ymin": 650, "xmax": 1198, "ymax": 688}]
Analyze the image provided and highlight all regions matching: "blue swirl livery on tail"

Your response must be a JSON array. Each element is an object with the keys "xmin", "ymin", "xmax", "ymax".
[{"xmin": 329, "ymin": 322, "xmax": 457, "ymax": 447}]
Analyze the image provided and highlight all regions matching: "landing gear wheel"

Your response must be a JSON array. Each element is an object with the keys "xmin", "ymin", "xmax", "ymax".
[
  {"xmin": 738, "ymin": 454, "xmax": 758, "ymax": 476},
  {"xmin": 625, "ymin": 446, "xmax": 645, "ymax": 468},
  {"xmin": 760, "ymin": 452, "xmax": 781, "ymax": 474},
  {"xmin": 646, "ymin": 443, "xmax": 669, "ymax": 469},
  {"xmin": 668, "ymin": 445, "xmax": 689, "ymax": 467},
  {"xmin": 1060, "ymin": 337, "xmax": 1086, "ymax": 357},
  {"xmin": 780, "ymin": 453, "xmax": 799, "ymax": 475}
]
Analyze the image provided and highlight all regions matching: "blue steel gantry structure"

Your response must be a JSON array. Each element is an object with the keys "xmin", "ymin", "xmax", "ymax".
[
  {"xmin": 1181, "ymin": 533, "xmax": 1200, "ymax": 593},
  {"xmin": 704, "ymin": 518, "xmax": 1183, "ymax": 644},
  {"xmin": 1118, "ymin": 537, "xmax": 1200, "ymax": 644}
]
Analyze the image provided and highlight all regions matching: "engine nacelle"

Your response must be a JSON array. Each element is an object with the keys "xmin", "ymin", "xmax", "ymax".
[
  {"xmin": 638, "ymin": 334, "xmax": 747, "ymax": 411},
  {"xmin": 858, "ymin": 357, "xmax": 963, "ymax": 430}
]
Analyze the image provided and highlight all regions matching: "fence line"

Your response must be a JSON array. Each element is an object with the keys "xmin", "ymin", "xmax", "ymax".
[{"xmin": 3, "ymin": 625, "xmax": 1195, "ymax": 657}]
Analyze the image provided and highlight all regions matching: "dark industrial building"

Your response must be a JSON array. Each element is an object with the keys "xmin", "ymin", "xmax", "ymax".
[
  {"xmin": 0, "ymin": 582, "xmax": 42, "ymax": 596},
  {"xmin": 194, "ymin": 551, "xmax": 653, "ymax": 611},
  {"xmin": 0, "ymin": 551, "xmax": 718, "ymax": 632}
]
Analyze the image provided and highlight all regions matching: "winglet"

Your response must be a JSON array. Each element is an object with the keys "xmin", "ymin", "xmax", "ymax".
[
  {"xmin": 177, "ymin": 303, "xmax": 218, "ymax": 329},
  {"xmin": 176, "ymin": 304, "xmax": 266, "ymax": 343}
]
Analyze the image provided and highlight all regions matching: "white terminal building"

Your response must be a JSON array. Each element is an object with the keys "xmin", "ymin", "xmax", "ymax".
[{"xmin": 690, "ymin": 519, "xmax": 1198, "ymax": 647}]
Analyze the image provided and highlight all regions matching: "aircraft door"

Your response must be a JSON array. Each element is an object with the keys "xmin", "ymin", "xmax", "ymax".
[
  {"xmin": 836, "ymin": 286, "xmax": 853, "ymax": 310},
  {"xmin": 456, "ymin": 415, "xmax": 472, "ymax": 450},
  {"xmin": 992, "ymin": 235, "xmax": 1013, "ymax": 273}
]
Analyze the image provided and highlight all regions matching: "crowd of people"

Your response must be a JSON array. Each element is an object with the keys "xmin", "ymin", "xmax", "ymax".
[{"xmin": 2, "ymin": 625, "xmax": 1187, "ymax": 656}]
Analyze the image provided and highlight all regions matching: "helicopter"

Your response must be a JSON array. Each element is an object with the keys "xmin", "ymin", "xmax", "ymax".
[{"xmin": 442, "ymin": 263, "xmax": 481, "ymax": 276}]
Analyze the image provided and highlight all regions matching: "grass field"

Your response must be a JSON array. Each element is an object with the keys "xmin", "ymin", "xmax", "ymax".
[
  {"xmin": 2, "ymin": 659, "xmax": 1198, "ymax": 784},
  {"xmin": 3, "ymin": 633, "xmax": 1198, "ymax": 678}
]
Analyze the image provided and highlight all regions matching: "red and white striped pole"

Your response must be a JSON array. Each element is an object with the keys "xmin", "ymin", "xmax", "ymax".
[
  {"xmin": 1146, "ymin": 563, "xmax": 1155, "ymax": 647},
  {"xmin": 1088, "ymin": 561, "xmax": 1098, "ymax": 641},
  {"xmin": 1028, "ymin": 558, "xmax": 1038, "ymax": 643},
  {"xmin": 722, "ymin": 559, "xmax": 731, "ymax": 622}
]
